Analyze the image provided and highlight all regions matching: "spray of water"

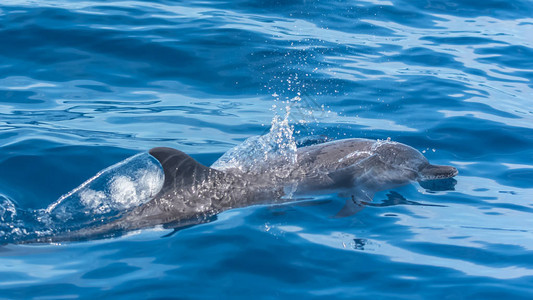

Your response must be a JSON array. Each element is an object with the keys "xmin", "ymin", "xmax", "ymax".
[
  {"xmin": 212, "ymin": 105, "xmax": 297, "ymax": 176},
  {"xmin": 0, "ymin": 152, "xmax": 164, "ymax": 243}
]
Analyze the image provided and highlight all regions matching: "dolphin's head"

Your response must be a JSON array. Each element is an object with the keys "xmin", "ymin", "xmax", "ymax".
[{"xmin": 373, "ymin": 141, "xmax": 458, "ymax": 183}]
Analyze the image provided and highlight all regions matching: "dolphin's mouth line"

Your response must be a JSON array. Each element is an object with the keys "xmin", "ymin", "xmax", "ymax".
[
  {"xmin": 419, "ymin": 167, "xmax": 459, "ymax": 181},
  {"xmin": 420, "ymin": 174, "xmax": 454, "ymax": 180}
]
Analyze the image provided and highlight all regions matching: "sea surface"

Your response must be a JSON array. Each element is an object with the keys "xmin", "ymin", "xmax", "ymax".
[{"xmin": 1, "ymin": 0, "xmax": 533, "ymax": 298}]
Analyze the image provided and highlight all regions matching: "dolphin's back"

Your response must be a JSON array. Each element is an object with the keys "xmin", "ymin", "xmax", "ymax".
[{"xmin": 296, "ymin": 139, "xmax": 375, "ymax": 172}]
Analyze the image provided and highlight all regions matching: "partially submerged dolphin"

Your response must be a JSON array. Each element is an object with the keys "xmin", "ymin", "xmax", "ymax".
[{"xmin": 33, "ymin": 138, "xmax": 458, "ymax": 243}]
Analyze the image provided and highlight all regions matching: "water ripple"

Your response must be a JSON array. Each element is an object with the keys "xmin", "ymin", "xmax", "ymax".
[{"xmin": 1, "ymin": 0, "xmax": 533, "ymax": 298}]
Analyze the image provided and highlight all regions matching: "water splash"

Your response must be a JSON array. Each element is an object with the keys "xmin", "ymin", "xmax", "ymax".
[
  {"xmin": 0, "ymin": 195, "xmax": 17, "ymax": 224},
  {"xmin": 45, "ymin": 153, "xmax": 163, "ymax": 222},
  {"xmin": 212, "ymin": 105, "xmax": 298, "ymax": 179},
  {"xmin": 1, "ymin": 152, "xmax": 164, "ymax": 243},
  {"xmin": 0, "ymin": 194, "xmax": 25, "ymax": 240}
]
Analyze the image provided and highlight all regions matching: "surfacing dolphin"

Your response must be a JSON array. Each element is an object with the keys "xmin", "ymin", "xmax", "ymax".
[{"xmin": 33, "ymin": 138, "xmax": 458, "ymax": 243}]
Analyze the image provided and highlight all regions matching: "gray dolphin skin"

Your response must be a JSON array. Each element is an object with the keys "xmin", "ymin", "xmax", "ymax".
[{"xmin": 34, "ymin": 138, "xmax": 458, "ymax": 243}]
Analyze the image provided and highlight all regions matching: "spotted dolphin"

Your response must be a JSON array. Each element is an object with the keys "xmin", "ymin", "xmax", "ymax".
[{"xmin": 32, "ymin": 138, "xmax": 458, "ymax": 243}]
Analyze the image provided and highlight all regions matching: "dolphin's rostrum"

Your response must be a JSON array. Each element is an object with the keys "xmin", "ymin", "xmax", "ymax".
[{"xmin": 32, "ymin": 138, "xmax": 458, "ymax": 243}]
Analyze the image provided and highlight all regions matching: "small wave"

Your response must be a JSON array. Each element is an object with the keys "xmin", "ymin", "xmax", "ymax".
[
  {"xmin": 1, "ymin": 152, "xmax": 164, "ymax": 243},
  {"xmin": 45, "ymin": 152, "xmax": 163, "ymax": 223}
]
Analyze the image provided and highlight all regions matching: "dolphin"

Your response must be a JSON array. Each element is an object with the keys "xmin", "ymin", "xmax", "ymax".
[{"xmin": 30, "ymin": 138, "xmax": 458, "ymax": 243}]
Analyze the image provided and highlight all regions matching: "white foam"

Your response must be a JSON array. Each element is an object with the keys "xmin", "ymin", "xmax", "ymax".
[
  {"xmin": 46, "ymin": 152, "xmax": 164, "ymax": 222},
  {"xmin": 80, "ymin": 189, "xmax": 108, "ymax": 214},
  {"xmin": 0, "ymin": 195, "xmax": 17, "ymax": 222},
  {"xmin": 212, "ymin": 107, "xmax": 297, "ymax": 175}
]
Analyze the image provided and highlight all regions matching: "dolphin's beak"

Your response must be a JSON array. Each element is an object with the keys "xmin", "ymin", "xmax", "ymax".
[{"xmin": 419, "ymin": 164, "xmax": 458, "ymax": 181}]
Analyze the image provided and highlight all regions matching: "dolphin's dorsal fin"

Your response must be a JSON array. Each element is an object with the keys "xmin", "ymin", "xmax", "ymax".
[{"xmin": 149, "ymin": 147, "xmax": 220, "ymax": 194}]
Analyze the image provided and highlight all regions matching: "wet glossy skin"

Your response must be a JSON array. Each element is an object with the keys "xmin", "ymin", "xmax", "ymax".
[{"xmin": 33, "ymin": 138, "xmax": 457, "ymax": 243}]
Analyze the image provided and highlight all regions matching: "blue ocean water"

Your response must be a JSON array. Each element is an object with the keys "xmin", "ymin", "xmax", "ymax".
[{"xmin": 1, "ymin": 0, "xmax": 533, "ymax": 298}]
